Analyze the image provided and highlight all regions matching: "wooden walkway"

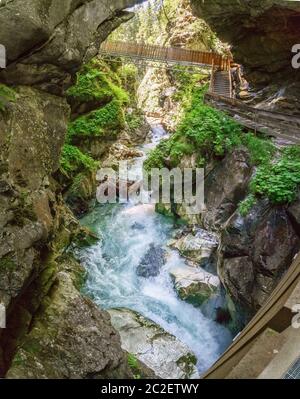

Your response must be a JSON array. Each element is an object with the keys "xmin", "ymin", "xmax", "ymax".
[
  {"xmin": 99, "ymin": 41, "xmax": 299, "ymax": 144},
  {"xmin": 99, "ymin": 41, "xmax": 231, "ymax": 70},
  {"xmin": 205, "ymin": 92, "xmax": 300, "ymax": 144}
]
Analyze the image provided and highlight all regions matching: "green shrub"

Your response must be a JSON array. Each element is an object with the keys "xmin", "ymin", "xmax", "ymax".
[
  {"xmin": 144, "ymin": 139, "xmax": 171, "ymax": 171},
  {"xmin": 127, "ymin": 353, "xmax": 141, "ymax": 380},
  {"xmin": 60, "ymin": 144, "xmax": 98, "ymax": 177},
  {"xmin": 67, "ymin": 100, "xmax": 125, "ymax": 140},
  {"xmin": 250, "ymin": 145, "xmax": 300, "ymax": 204},
  {"xmin": 238, "ymin": 194, "xmax": 257, "ymax": 216},
  {"xmin": 0, "ymin": 83, "xmax": 15, "ymax": 112},
  {"xmin": 241, "ymin": 134, "xmax": 275, "ymax": 166},
  {"xmin": 125, "ymin": 108, "xmax": 144, "ymax": 130},
  {"xmin": 119, "ymin": 64, "xmax": 139, "ymax": 99},
  {"xmin": 145, "ymin": 86, "xmax": 243, "ymax": 170},
  {"xmin": 145, "ymin": 82, "xmax": 300, "ymax": 207},
  {"xmin": 171, "ymin": 67, "xmax": 208, "ymax": 106}
]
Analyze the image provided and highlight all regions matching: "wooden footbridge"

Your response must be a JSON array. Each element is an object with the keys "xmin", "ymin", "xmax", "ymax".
[
  {"xmin": 100, "ymin": 41, "xmax": 232, "ymax": 70},
  {"xmin": 100, "ymin": 41, "xmax": 300, "ymax": 144}
]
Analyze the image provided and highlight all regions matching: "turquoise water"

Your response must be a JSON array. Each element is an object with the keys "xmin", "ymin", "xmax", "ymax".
[{"xmin": 78, "ymin": 125, "xmax": 232, "ymax": 374}]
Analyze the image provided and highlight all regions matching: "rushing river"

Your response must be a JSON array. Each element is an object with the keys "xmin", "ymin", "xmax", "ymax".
[{"xmin": 78, "ymin": 124, "xmax": 232, "ymax": 375}]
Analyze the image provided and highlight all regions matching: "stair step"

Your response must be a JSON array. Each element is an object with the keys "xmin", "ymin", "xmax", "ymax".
[
  {"xmin": 258, "ymin": 327, "xmax": 300, "ymax": 379},
  {"xmin": 211, "ymin": 69, "xmax": 232, "ymax": 98},
  {"xmin": 226, "ymin": 328, "xmax": 286, "ymax": 379}
]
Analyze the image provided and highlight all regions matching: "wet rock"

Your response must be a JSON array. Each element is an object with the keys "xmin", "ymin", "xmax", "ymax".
[
  {"xmin": 131, "ymin": 222, "xmax": 145, "ymax": 231},
  {"xmin": 108, "ymin": 308, "xmax": 199, "ymax": 379},
  {"xmin": 170, "ymin": 266, "xmax": 220, "ymax": 306},
  {"xmin": 136, "ymin": 244, "xmax": 167, "ymax": 278},
  {"xmin": 1, "ymin": 86, "xmax": 69, "ymax": 190},
  {"xmin": 287, "ymin": 192, "xmax": 300, "ymax": 235},
  {"xmin": 219, "ymin": 200, "xmax": 300, "ymax": 312},
  {"xmin": 102, "ymin": 143, "xmax": 144, "ymax": 170},
  {"xmin": 222, "ymin": 257, "xmax": 255, "ymax": 310},
  {"xmin": 170, "ymin": 228, "xmax": 219, "ymax": 267},
  {"xmin": 202, "ymin": 148, "xmax": 253, "ymax": 230},
  {"xmin": 7, "ymin": 256, "xmax": 132, "ymax": 379}
]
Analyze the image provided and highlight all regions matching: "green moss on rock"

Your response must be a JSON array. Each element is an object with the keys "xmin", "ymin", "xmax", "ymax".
[
  {"xmin": 0, "ymin": 255, "xmax": 17, "ymax": 271},
  {"xmin": 60, "ymin": 144, "xmax": 98, "ymax": 177},
  {"xmin": 67, "ymin": 100, "xmax": 126, "ymax": 140},
  {"xmin": 0, "ymin": 83, "xmax": 16, "ymax": 112},
  {"xmin": 67, "ymin": 59, "xmax": 129, "ymax": 105}
]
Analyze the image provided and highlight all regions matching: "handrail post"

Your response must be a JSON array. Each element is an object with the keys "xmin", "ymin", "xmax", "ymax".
[{"xmin": 210, "ymin": 58, "xmax": 215, "ymax": 93}]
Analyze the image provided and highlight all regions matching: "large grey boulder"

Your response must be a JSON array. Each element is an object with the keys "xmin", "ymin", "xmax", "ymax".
[
  {"xmin": 288, "ymin": 192, "xmax": 300, "ymax": 235},
  {"xmin": 108, "ymin": 308, "xmax": 199, "ymax": 379},
  {"xmin": 170, "ymin": 228, "xmax": 219, "ymax": 268},
  {"xmin": 170, "ymin": 265, "xmax": 220, "ymax": 306},
  {"xmin": 136, "ymin": 244, "xmax": 167, "ymax": 278}
]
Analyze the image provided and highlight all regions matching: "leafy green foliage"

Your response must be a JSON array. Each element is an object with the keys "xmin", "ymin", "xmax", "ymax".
[
  {"xmin": 250, "ymin": 146, "xmax": 300, "ymax": 204},
  {"xmin": 60, "ymin": 144, "xmax": 98, "ymax": 177},
  {"xmin": 125, "ymin": 108, "xmax": 144, "ymax": 130},
  {"xmin": 171, "ymin": 67, "xmax": 209, "ymax": 106},
  {"xmin": 127, "ymin": 353, "xmax": 141, "ymax": 380},
  {"xmin": 145, "ymin": 85, "xmax": 243, "ymax": 170},
  {"xmin": 241, "ymin": 133, "xmax": 275, "ymax": 166},
  {"xmin": 67, "ymin": 59, "xmax": 129, "ymax": 105},
  {"xmin": 145, "ymin": 81, "xmax": 300, "ymax": 206},
  {"xmin": 67, "ymin": 100, "xmax": 125, "ymax": 140},
  {"xmin": 238, "ymin": 194, "xmax": 257, "ymax": 216},
  {"xmin": 0, "ymin": 83, "xmax": 15, "ymax": 112}
]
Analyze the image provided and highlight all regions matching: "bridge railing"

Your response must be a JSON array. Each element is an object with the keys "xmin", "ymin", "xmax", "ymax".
[{"xmin": 100, "ymin": 41, "xmax": 231, "ymax": 70}]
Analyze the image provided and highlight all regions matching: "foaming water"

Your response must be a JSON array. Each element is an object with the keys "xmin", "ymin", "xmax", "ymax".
[{"xmin": 78, "ymin": 124, "xmax": 232, "ymax": 375}]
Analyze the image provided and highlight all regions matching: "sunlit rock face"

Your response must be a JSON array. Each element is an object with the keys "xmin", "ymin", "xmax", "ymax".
[{"xmin": 190, "ymin": 0, "xmax": 300, "ymax": 113}]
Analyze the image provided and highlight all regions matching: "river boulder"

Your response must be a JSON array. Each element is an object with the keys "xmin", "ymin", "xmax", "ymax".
[
  {"xmin": 108, "ymin": 308, "xmax": 199, "ymax": 379},
  {"xmin": 170, "ymin": 228, "xmax": 219, "ymax": 268},
  {"xmin": 170, "ymin": 266, "xmax": 220, "ymax": 306},
  {"xmin": 136, "ymin": 244, "xmax": 167, "ymax": 278}
]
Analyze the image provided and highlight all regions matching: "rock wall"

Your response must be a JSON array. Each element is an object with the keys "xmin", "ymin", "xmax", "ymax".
[
  {"xmin": 219, "ymin": 197, "xmax": 300, "ymax": 312},
  {"xmin": 190, "ymin": 0, "xmax": 300, "ymax": 114},
  {"xmin": 160, "ymin": 147, "xmax": 300, "ymax": 317},
  {"xmin": 0, "ymin": 0, "xmax": 144, "ymax": 378}
]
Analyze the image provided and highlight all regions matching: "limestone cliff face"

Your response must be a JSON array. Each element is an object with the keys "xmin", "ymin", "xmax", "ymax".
[
  {"xmin": 190, "ymin": 0, "xmax": 300, "ymax": 113},
  {"xmin": 0, "ymin": 0, "xmax": 143, "ymax": 378}
]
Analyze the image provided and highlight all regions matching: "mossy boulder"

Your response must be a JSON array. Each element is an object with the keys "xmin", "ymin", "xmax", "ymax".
[
  {"xmin": 108, "ymin": 308, "xmax": 199, "ymax": 379},
  {"xmin": 170, "ymin": 265, "xmax": 220, "ymax": 307}
]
